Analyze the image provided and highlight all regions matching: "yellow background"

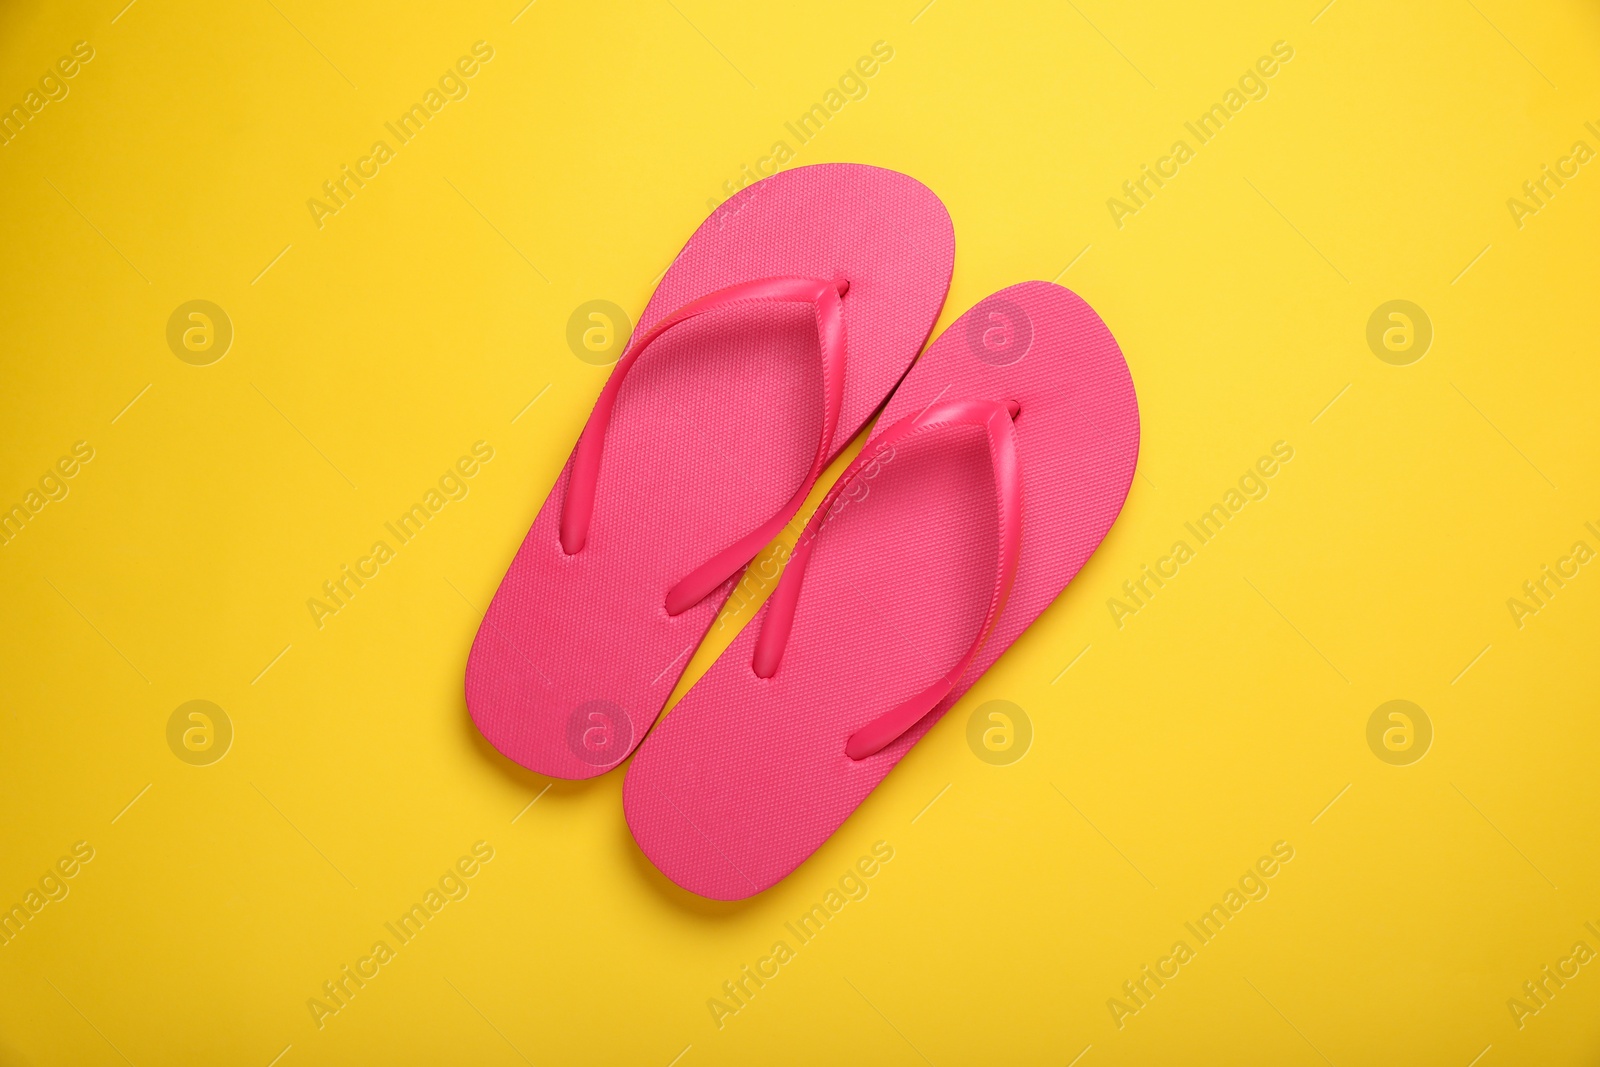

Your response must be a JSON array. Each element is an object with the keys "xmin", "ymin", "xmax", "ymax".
[{"xmin": 2, "ymin": 0, "xmax": 1598, "ymax": 1063}]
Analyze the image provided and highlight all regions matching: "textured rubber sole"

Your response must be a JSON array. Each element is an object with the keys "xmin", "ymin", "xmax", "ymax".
[
  {"xmin": 624, "ymin": 282, "xmax": 1140, "ymax": 897},
  {"xmin": 466, "ymin": 164, "xmax": 955, "ymax": 780}
]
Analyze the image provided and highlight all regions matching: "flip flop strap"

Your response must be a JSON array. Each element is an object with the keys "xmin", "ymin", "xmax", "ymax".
[
  {"xmin": 559, "ymin": 275, "xmax": 851, "ymax": 617},
  {"xmin": 751, "ymin": 397, "xmax": 1023, "ymax": 760}
]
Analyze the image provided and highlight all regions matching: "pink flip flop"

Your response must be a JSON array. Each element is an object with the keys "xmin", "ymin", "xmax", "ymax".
[
  {"xmin": 466, "ymin": 164, "xmax": 954, "ymax": 780},
  {"xmin": 623, "ymin": 281, "xmax": 1140, "ymax": 898}
]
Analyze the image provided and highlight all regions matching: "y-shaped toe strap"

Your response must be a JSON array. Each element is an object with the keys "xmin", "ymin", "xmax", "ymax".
[
  {"xmin": 559, "ymin": 275, "xmax": 851, "ymax": 616},
  {"xmin": 751, "ymin": 397, "xmax": 1023, "ymax": 760}
]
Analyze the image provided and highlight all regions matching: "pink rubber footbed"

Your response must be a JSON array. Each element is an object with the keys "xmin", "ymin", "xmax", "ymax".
[
  {"xmin": 465, "ymin": 164, "xmax": 954, "ymax": 780},
  {"xmin": 624, "ymin": 282, "xmax": 1140, "ymax": 899}
]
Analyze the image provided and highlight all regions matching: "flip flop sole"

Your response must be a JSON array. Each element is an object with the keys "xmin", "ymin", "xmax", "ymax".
[
  {"xmin": 466, "ymin": 164, "xmax": 954, "ymax": 780},
  {"xmin": 623, "ymin": 281, "xmax": 1139, "ymax": 897}
]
